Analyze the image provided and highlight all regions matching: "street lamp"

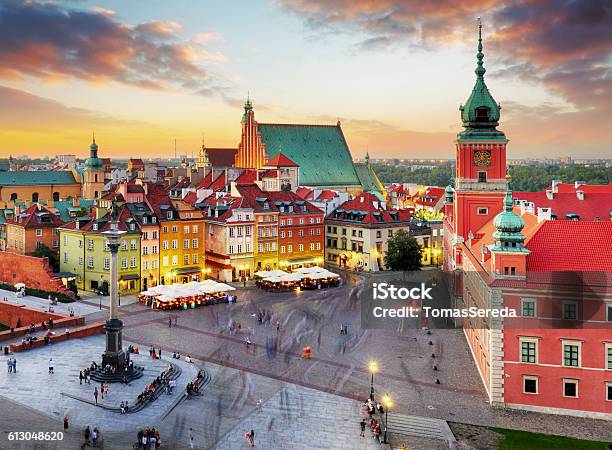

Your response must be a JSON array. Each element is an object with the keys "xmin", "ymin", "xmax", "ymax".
[
  {"xmin": 382, "ymin": 393, "xmax": 393, "ymax": 444},
  {"xmin": 368, "ymin": 360, "xmax": 378, "ymax": 400}
]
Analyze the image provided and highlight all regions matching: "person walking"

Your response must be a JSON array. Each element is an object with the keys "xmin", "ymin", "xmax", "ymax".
[
  {"xmin": 7, "ymin": 357, "xmax": 12, "ymax": 373},
  {"xmin": 91, "ymin": 427, "xmax": 98, "ymax": 447},
  {"xmin": 168, "ymin": 316, "xmax": 172, "ymax": 328},
  {"xmin": 360, "ymin": 418, "xmax": 366, "ymax": 437},
  {"xmin": 12, "ymin": 356, "xmax": 16, "ymax": 373},
  {"xmin": 63, "ymin": 415, "xmax": 69, "ymax": 430},
  {"xmin": 79, "ymin": 370, "xmax": 84, "ymax": 385},
  {"xmin": 120, "ymin": 401, "xmax": 125, "ymax": 414},
  {"xmin": 249, "ymin": 429, "xmax": 255, "ymax": 447},
  {"xmin": 158, "ymin": 348, "xmax": 162, "ymax": 359},
  {"xmin": 93, "ymin": 387, "xmax": 99, "ymax": 405},
  {"xmin": 48, "ymin": 358, "xmax": 54, "ymax": 374},
  {"xmin": 84, "ymin": 426, "xmax": 91, "ymax": 446},
  {"xmin": 188, "ymin": 428, "xmax": 195, "ymax": 449}
]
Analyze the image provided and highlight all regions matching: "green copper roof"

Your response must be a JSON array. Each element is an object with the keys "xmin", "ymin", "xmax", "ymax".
[
  {"xmin": 444, "ymin": 184, "xmax": 454, "ymax": 204},
  {"xmin": 0, "ymin": 170, "xmax": 78, "ymax": 186},
  {"xmin": 259, "ymin": 123, "xmax": 361, "ymax": 188},
  {"xmin": 53, "ymin": 198, "xmax": 96, "ymax": 222},
  {"xmin": 458, "ymin": 21, "xmax": 505, "ymax": 141},
  {"xmin": 490, "ymin": 188, "xmax": 529, "ymax": 252},
  {"xmin": 354, "ymin": 162, "xmax": 384, "ymax": 194},
  {"xmin": 85, "ymin": 136, "xmax": 104, "ymax": 170}
]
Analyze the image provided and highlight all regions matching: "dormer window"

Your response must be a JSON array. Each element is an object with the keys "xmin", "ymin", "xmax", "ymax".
[
  {"xmin": 167, "ymin": 211, "xmax": 173, "ymax": 219},
  {"xmin": 92, "ymin": 223, "xmax": 98, "ymax": 231},
  {"xmin": 130, "ymin": 224, "xmax": 136, "ymax": 231},
  {"xmin": 475, "ymin": 106, "xmax": 489, "ymax": 122}
]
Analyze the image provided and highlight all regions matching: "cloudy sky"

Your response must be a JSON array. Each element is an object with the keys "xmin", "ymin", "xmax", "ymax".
[{"xmin": 0, "ymin": 0, "xmax": 610, "ymax": 159}]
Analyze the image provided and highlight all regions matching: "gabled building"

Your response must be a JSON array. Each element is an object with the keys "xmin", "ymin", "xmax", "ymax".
[
  {"xmin": 5, "ymin": 204, "xmax": 64, "ymax": 255},
  {"xmin": 233, "ymin": 98, "xmax": 381, "ymax": 194},
  {"xmin": 203, "ymin": 195, "xmax": 255, "ymax": 282},
  {"xmin": 325, "ymin": 193, "xmax": 414, "ymax": 271},
  {"xmin": 58, "ymin": 206, "xmax": 141, "ymax": 294}
]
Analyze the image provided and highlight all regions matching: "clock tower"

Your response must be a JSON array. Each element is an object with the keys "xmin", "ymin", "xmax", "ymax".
[{"xmin": 452, "ymin": 20, "xmax": 507, "ymax": 244}]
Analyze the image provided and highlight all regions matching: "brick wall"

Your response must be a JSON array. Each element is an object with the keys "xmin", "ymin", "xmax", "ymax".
[
  {"xmin": 0, "ymin": 301, "xmax": 84, "ymax": 341},
  {"xmin": 0, "ymin": 252, "xmax": 73, "ymax": 296}
]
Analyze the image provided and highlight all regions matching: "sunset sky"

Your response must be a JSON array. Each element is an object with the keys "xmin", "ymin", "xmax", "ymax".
[{"xmin": 0, "ymin": 0, "xmax": 610, "ymax": 159}]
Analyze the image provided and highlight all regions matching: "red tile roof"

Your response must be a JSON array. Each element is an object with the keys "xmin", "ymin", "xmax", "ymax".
[
  {"xmin": 525, "ymin": 220, "xmax": 612, "ymax": 271},
  {"xmin": 235, "ymin": 169, "xmax": 258, "ymax": 185},
  {"xmin": 296, "ymin": 187, "xmax": 314, "ymax": 200},
  {"xmin": 8, "ymin": 204, "xmax": 64, "ymax": 228},
  {"xmin": 195, "ymin": 172, "xmax": 214, "ymax": 190},
  {"xmin": 235, "ymin": 184, "xmax": 322, "ymax": 214},
  {"xmin": 514, "ymin": 185, "xmax": 612, "ymax": 221},
  {"xmin": 265, "ymin": 153, "xmax": 299, "ymax": 167},
  {"xmin": 208, "ymin": 172, "xmax": 227, "ymax": 191},
  {"xmin": 317, "ymin": 190, "xmax": 339, "ymax": 201},
  {"xmin": 412, "ymin": 187, "xmax": 445, "ymax": 206},
  {"xmin": 328, "ymin": 192, "xmax": 411, "ymax": 225},
  {"xmin": 183, "ymin": 191, "xmax": 198, "ymax": 205}
]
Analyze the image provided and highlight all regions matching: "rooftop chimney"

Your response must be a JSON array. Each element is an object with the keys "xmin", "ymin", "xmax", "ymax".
[
  {"xmin": 551, "ymin": 180, "xmax": 561, "ymax": 193},
  {"xmin": 545, "ymin": 190, "xmax": 554, "ymax": 200},
  {"xmin": 537, "ymin": 207, "xmax": 552, "ymax": 223},
  {"xmin": 576, "ymin": 190, "xmax": 585, "ymax": 200},
  {"xmin": 575, "ymin": 180, "xmax": 584, "ymax": 189}
]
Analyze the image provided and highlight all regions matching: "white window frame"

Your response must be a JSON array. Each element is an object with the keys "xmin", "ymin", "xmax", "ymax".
[
  {"xmin": 562, "ymin": 378, "xmax": 579, "ymax": 398},
  {"xmin": 606, "ymin": 303, "xmax": 612, "ymax": 322},
  {"xmin": 521, "ymin": 298, "xmax": 537, "ymax": 317},
  {"xmin": 36, "ymin": 229, "xmax": 43, "ymax": 237},
  {"xmin": 606, "ymin": 343, "xmax": 612, "ymax": 370},
  {"xmin": 522, "ymin": 375, "xmax": 538, "ymax": 395},
  {"xmin": 519, "ymin": 337, "xmax": 539, "ymax": 364},
  {"xmin": 562, "ymin": 340, "xmax": 582, "ymax": 368},
  {"xmin": 477, "ymin": 207, "xmax": 488, "ymax": 215},
  {"xmin": 606, "ymin": 382, "xmax": 612, "ymax": 401}
]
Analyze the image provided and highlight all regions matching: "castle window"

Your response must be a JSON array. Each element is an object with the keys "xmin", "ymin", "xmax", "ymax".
[
  {"xmin": 477, "ymin": 172, "xmax": 487, "ymax": 183},
  {"xmin": 477, "ymin": 208, "xmax": 488, "ymax": 215},
  {"xmin": 32, "ymin": 192, "xmax": 39, "ymax": 202},
  {"xmin": 475, "ymin": 106, "xmax": 490, "ymax": 122},
  {"xmin": 523, "ymin": 376, "xmax": 538, "ymax": 394},
  {"xmin": 10, "ymin": 193, "xmax": 17, "ymax": 201},
  {"xmin": 53, "ymin": 192, "xmax": 60, "ymax": 201}
]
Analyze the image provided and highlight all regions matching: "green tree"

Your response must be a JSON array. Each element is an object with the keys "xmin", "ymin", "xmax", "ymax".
[
  {"xmin": 384, "ymin": 230, "xmax": 422, "ymax": 278},
  {"xmin": 32, "ymin": 244, "xmax": 59, "ymax": 272}
]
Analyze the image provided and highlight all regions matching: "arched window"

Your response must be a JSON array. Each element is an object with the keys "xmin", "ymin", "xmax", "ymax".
[
  {"xmin": 53, "ymin": 191, "xmax": 60, "ymax": 201},
  {"xmin": 32, "ymin": 192, "xmax": 39, "ymax": 202},
  {"xmin": 94, "ymin": 174, "xmax": 99, "ymax": 182},
  {"xmin": 10, "ymin": 193, "xmax": 17, "ymax": 201}
]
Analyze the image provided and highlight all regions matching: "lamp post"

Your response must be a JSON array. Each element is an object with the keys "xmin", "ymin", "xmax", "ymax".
[
  {"xmin": 368, "ymin": 360, "xmax": 378, "ymax": 400},
  {"xmin": 382, "ymin": 393, "xmax": 392, "ymax": 444}
]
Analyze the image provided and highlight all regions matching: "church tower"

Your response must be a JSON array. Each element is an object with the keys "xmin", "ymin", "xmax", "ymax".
[
  {"xmin": 453, "ymin": 19, "xmax": 507, "ymax": 244},
  {"xmin": 82, "ymin": 134, "xmax": 105, "ymax": 199},
  {"xmin": 196, "ymin": 137, "xmax": 209, "ymax": 169},
  {"xmin": 234, "ymin": 96, "xmax": 267, "ymax": 169}
]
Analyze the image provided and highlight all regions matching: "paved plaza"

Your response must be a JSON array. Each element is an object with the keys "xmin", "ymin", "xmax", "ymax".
[{"xmin": 1, "ymin": 270, "xmax": 611, "ymax": 449}]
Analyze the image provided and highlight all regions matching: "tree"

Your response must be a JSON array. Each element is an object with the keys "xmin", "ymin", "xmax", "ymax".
[
  {"xmin": 32, "ymin": 243, "xmax": 59, "ymax": 272},
  {"xmin": 384, "ymin": 230, "xmax": 422, "ymax": 278}
]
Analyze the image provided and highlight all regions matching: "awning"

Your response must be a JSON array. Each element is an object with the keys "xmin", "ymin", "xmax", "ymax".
[
  {"xmin": 174, "ymin": 266, "xmax": 202, "ymax": 275},
  {"xmin": 120, "ymin": 274, "xmax": 140, "ymax": 281}
]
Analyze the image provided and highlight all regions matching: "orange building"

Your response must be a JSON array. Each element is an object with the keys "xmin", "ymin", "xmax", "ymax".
[{"xmin": 5, "ymin": 204, "xmax": 64, "ymax": 255}]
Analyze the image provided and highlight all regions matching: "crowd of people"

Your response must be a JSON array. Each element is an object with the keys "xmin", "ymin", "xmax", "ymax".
[
  {"xmin": 136, "ymin": 428, "xmax": 161, "ymax": 449},
  {"xmin": 360, "ymin": 398, "xmax": 383, "ymax": 441}
]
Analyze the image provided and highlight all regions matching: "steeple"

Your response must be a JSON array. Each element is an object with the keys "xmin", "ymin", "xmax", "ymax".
[
  {"xmin": 85, "ymin": 133, "xmax": 103, "ymax": 171},
  {"xmin": 242, "ymin": 92, "xmax": 253, "ymax": 122},
  {"xmin": 490, "ymin": 181, "xmax": 528, "ymax": 252},
  {"xmin": 459, "ymin": 18, "xmax": 502, "ymax": 134}
]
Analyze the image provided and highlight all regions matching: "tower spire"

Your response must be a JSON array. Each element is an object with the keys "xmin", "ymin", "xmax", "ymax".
[
  {"xmin": 92, "ymin": 131, "xmax": 96, "ymax": 144},
  {"xmin": 476, "ymin": 17, "xmax": 486, "ymax": 78}
]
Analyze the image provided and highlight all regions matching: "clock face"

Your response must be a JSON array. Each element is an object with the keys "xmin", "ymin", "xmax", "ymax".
[{"xmin": 474, "ymin": 150, "xmax": 492, "ymax": 166}]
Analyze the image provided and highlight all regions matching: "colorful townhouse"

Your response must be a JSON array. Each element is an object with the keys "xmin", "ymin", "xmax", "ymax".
[
  {"xmin": 125, "ymin": 202, "xmax": 160, "ymax": 291},
  {"xmin": 5, "ymin": 204, "xmax": 64, "ymax": 255},
  {"xmin": 58, "ymin": 205, "xmax": 141, "ymax": 294},
  {"xmin": 203, "ymin": 195, "xmax": 255, "ymax": 282},
  {"xmin": 145, "ymin": 183, "xmax": 206, "ymax": 285},
  {"xmin": 443, "ymin": 24, "xmax": 612, "ymax": 419}
]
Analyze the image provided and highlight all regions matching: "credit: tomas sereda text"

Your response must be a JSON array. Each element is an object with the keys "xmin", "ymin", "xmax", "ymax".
[{"xmin": 368, "ymin": 282, "xmax": 518, "ymax": 320}]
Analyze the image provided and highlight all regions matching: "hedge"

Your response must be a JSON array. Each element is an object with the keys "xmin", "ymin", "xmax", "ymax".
[{"xmin": 0, "ymin": 282, "xmax": 76, "ymax": 303}]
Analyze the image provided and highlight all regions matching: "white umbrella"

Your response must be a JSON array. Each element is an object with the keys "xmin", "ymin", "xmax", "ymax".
[
  {"xmin": 264, "ymin": 276, "xmax": 283, "ymax": 283},
  {"xmin": 280, "ymin": 273, "xmax": 304, "ymax": 282},
  {"xmin": 14, "ymin": 283, "xmax": 26, "ymax": 289},
  {"xmin": 254, "ymin": 270, "xmax": 271, "ymax": 278},
  {"xmin": 268, "ymin": 269, "xmax": 289, "ymax": 277}
]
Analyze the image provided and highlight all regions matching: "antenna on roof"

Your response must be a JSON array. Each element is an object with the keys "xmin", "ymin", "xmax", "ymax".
[{"xmin": 174, "ymin": 138, "xmax": 177, "ymax": 159}]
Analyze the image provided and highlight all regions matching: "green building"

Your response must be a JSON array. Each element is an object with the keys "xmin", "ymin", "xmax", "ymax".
[{"xmin": 58, "ymin": 206, "xmax": 141, "ymax": 294}]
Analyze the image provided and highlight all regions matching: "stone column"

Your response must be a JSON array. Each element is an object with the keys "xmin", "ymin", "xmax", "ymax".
[{"xmin": 108, "ymin": 235, "xmax": 120, "ymax": 320}]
